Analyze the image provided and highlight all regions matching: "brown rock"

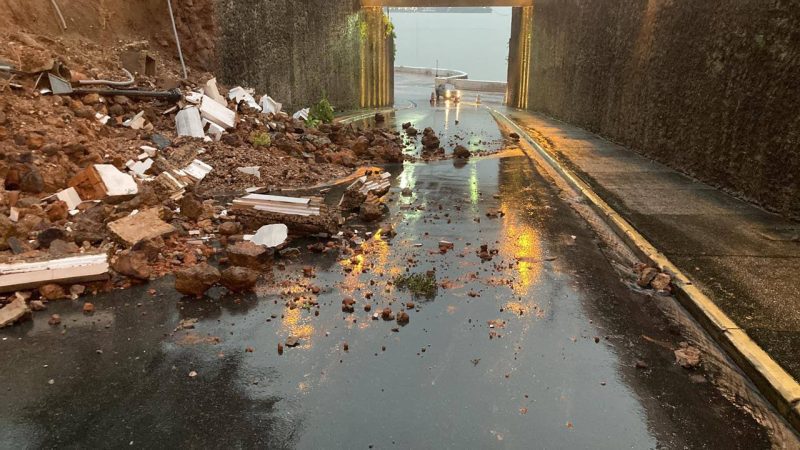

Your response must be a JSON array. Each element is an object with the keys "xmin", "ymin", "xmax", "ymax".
[
  {"xmin": 48, "ymin": 239, "xmax": 79, "ymax": 256},
  {"xmin": 29, "ymin": 300, "xmax": 47, "ymax": 311},
  {"xmin": 651, "ymin": 273, "xmax": 672, "ymax": 291},
  {"xmin": 20, "ymin": 166, "xmax": 44, "ymax": 193},
  {"xmin": 48, "ymin": 314, "xmax": 61, "ymax": 325},
  {"xmin": 453, "ymin": 145, "xmax": 471, "ymax": 159},
  {"xmin": 637, "ymin": 267, "xmax": 658, "ymax": 288},
  {"xmin": 218, "ymin": 221, "xmax": 242, "ymax": 236},
  {"xmin": 396, "ymin": 311, "xmax": 410, "ymax": 325},
  {"xmin": 179, "ymin": 194, "xmax": 204, "ymax": 220},
  {"xmin": 220, "ymin": 266, "xmax": 259, "ymax": 292},
  {"xmin": 341, "ymin": 297, "xmax": 356, "ymax": 313},
  {"xmin": 39, "ymin": 284, "xmax": 67, "ymax": 300},
  {"xmin": 674, "ymin": 344, "xmax": 701, "ymax": 369},
  {"xmin": 381, "ymin": 307, "xmax": 394, "ymax": 321},
  {"xmin": 352, "ymin": 136, "xmax": 369, "ymax": 155},
  {"xmin": 227, "ymin": 241, "xmax": 270, "ymax": 269},
  {"xmin": 46, "ymin": 201, "xmax": 69, "ymax": 222},
  {"xmin": 112, "ymin": 250, "xmax": 152, "ymax": 280},
  {"xmin": 0, "ymin": 297, "xmax": 31, "ymax": 327},
  {"xmin": 285, "ymin": 335, "xmax": 300, "ymax": 347},
  {"xmin": 83, "ymin": 302, "xmax": 95, "ymax": 314},
  {"xmin": 174, "ymin": 263, "xmax": 221, "ymax": 297}
]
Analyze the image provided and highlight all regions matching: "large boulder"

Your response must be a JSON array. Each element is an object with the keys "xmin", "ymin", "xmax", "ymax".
[
  {"xmin": 111, "ymin": 250, "xmax": 152, "ymax": 280},
  {"xmin": 226, "ymin": 241, "xmax": 270, "ymax": 270},
  {"xmin": 220, "ymin": 266, "xmax": 259, "ymax": 292},
  {"xmin": 174, "ymin": 263, "xmax": 220, "ymax": 297}
]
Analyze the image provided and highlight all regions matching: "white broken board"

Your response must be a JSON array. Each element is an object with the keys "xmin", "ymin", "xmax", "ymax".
[
  {"xmin": 0, "ymin": 253, "xmax": 109, "ymax": 292},
  {"xmin": 55, "ymin": 187, "xmax": 83, "ymax": 210},
  {"xmin": 232, "ymin": 194, "xmax": 321, "ymax": 217},
  {"xmin": 94, "ymin": 165, "xmax": 139, "ymax": 197},
  {"xmin": 204, "ymin": 78, "xmax": 227, "ymax": 106},
  {"xmin": 176, "ymin": 107, "xmax": 205, "ymax": 138},
  {"xmin": 123, "ymin": 111, "xmax": 146, "ymax": 129},
  {"xmin": 183, "ymin": 160, "xmax": 213, "ymax": 181},
  {"xmin": 246, "ymin": 224, "xmax": 288, "ymax": 248},
  {"xmin": 260, "ymin": 95, "xmax": 282, "ymax": 115},
  {"xmin": 228, "ymin": 87, "xmax": 261, "ymax": 111},
  {"xmin": 200, "ymin": 94, "xmax": 236, "ymax": 129},
  {"xmin": 293, "ymin": 108, "xmax": 309, "ymax": 121}
]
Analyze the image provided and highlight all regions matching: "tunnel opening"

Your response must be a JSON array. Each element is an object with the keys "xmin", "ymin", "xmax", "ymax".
[{"xmin": 378, "ymin": 5, "xmax": 532, "ymax": 109}]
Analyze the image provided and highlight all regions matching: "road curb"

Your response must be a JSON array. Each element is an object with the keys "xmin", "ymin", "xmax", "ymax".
[{"xmin": 490, "ymin": 108, "xmax": 800, "ymax": 433}]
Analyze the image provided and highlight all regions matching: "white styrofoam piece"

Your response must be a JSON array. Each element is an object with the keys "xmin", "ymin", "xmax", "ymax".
[
  {"xmin": 130, "ymin": 158, "xmax": 154, "ymax": 176},
  {"xmin": 246, "ymin": 224, "xmax": 288, "ymax": 248},
  {"xmin": 175, "ymin": 107, "xmax": 205, "ymax": 138}
]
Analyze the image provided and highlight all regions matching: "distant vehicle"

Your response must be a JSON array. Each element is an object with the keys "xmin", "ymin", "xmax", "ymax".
[{"xmin": 435, "ymin": 83, "xmax": 461, "ymax": 101}]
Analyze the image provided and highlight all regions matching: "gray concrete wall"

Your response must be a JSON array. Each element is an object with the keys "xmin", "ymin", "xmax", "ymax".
[
  {"xmin": 519, "ymin": 0, "xmax": 800, "ymax": 218},
  {"xmin": 212, "ymin": 0, "xmax": 393, "ymax": 112}
]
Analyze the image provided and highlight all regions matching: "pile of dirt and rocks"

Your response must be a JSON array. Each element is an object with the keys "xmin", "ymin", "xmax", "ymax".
[{"xmin": 0, "ymin": 32, "xmax": 406, "ymax": 327}]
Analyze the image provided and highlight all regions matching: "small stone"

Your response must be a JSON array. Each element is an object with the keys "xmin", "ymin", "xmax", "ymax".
[
  {"xmin": 48, "ymin": 314, "xmax": 61, "ymax": 325},
  {"xmin": 453, "ymin": 145, "xmax": 471, "ymax": 159},
  {"xmin": 179, "ymin": 194, "xmax": 204, "ymax": 220},
  {"xmin": 637, "ymin": 267, "xmax": 659, "ymax": 288},
  {"xmin": 651, "ymin": 273, "xmax": 672, "ymax": 291},
  {"xmin": 341, "ymin": 297, "xmax": 356, "ymax": 313},
  {"xmin": 396, "ymin": 311, "xmax": 410, "ymax": 325},
  {"xmin": 83, "ymin": 302, "xmax": 95, "ymax": 314},
  {"xmin": 286, "ymin": 335, "xmax": 300, "ymax": 347},
  {"xmin": 381, "ymin": 307, "xmax": 394, "ymax": 321},
  {"xmin": 29, "ymin": 300, "xmax": 47, "ymax": 311},
  {"xmin": 674, "ymin": 344, "xmax": 701, "ymax": 369}
]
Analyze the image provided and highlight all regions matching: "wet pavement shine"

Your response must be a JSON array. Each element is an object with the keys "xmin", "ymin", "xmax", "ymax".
[{"xmin": 0, "ymin": 75, "xmax": 795, "ymax": 449}]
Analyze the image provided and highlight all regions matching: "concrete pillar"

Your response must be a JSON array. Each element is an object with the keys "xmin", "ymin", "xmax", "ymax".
[{"xmin": 360, "ymin": 6, "xmax": 395, "ymax": 109}]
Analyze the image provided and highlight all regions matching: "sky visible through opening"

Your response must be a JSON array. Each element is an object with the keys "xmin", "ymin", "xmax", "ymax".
[{"xmin": 388, "ymin": 7, "xmax": 512, "ymax": 82}]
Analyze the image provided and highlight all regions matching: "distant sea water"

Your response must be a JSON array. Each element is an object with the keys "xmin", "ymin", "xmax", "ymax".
[{"xmin": 388, "ymin": 7, "xmax": 512, "ymax": 82}]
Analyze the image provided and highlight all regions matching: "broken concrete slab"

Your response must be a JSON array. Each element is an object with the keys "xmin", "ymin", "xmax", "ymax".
[
  {"xmin": 175, "ymin": 106, "xmax": 205, "ymax": 138},
  {"xmin": 54, "ymin": 187, "xmax": 83, "ymax": 210},
  {"xmin": 107, "ymin": 208, "xmax": 175, "ymax": 247},
  {"xmin": 0, "ymin": 253, "xmax": 109, "ymax": 293}
]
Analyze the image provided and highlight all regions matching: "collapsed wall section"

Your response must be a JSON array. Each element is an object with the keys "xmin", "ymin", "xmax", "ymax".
[{"xmin": 519, "ymin": 0, "xmax": 800, "ymax": 218}]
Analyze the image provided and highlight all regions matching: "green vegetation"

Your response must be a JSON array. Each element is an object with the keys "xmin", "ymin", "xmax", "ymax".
[
  {"xmin": 394, "ymin": 272, "xmax": 437, "ymax": 299},
  {"xmin": 306, "ymin": 97, "xmax": 334, "ymax": 128},
  {"xmin": 250, "ymin": 131, "xmax": 271, "ymax": 147}
]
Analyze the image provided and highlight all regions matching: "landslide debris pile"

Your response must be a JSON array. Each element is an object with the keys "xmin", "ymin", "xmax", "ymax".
[{"xmin": 0, "ymin": 33, "xmax": 406, "ymax": 327}]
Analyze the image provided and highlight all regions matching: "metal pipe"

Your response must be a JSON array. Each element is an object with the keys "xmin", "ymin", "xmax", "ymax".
[
  {"xmin": 51, "ymin": 0, "xmax": 67, "ymax": 31},
  {"xmin": 166, "ymin": 0, "xmax": 188, "ymax": 79}
]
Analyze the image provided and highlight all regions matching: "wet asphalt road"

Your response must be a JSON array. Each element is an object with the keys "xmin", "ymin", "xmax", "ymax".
[{"xmin": 0, "ymin": 75, "xmax": 795, "ymax": 449}]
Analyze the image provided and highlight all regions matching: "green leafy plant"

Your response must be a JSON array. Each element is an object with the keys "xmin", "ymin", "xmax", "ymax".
[
  {"xmin": 250, "ymin": 131, "xmax": 271, "ymax": 147},
  {"xmin": 394, "ymin": 272, "xmax": 438, "ymax": 299},
  {"xmin": 307, "ymin": 97, "xmax": 335, "ymax": 126}
]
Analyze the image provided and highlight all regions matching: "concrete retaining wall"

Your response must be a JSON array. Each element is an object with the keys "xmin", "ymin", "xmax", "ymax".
[
  {"xmin": 517, "ymin": 1, "xmax": 800, "ymax": 218},
  {"xmin": 213, "ymin": 0, "xmax": 393, "ymax": 112}
]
